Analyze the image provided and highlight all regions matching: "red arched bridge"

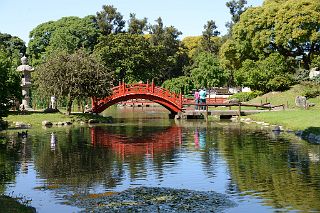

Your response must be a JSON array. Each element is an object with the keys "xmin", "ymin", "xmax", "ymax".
[{"xmin": 90, "ymin": 81, "xmax": 226, "ymax": 115}]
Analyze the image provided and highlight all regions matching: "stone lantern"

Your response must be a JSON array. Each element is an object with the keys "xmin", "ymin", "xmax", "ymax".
[{"xmin": 17, "ymin": 56, "xmax": 34, "ymax": 111}]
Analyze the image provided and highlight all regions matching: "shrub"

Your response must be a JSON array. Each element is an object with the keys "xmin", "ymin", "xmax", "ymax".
[
  {"xmin": 228, "ymin": 91, "xmax": 263, "ymax": 102},
  {"xmin": 301, "ymin": 81, "xmax": 320, "ymax": 98}
]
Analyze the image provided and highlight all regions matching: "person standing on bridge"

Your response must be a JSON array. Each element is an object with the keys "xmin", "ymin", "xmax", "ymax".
[
  {"xmin": 199, "ymin": 88, "xmax": 207, "ymax": 110},
  {"xmin": 194, "ymin": 89, "xmax": 200, "ymax": 110}
]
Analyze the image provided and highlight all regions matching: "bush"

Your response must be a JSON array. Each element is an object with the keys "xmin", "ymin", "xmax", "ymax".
[
  {"xmin": 228, "ymin": 91, "xmax": 263, "ymax": 102},
  {"xmin": 301, "ymin": 81, "xmax": 320, "ymax": 98},
  {"xmin": 266, "ymin": 75, "xmax": 293, "ymax": 91}
]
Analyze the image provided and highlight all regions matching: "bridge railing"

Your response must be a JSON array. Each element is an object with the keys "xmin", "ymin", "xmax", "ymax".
[{"xmin": 109, "ymin": 82, "xmax": 182, "ymax": 107}]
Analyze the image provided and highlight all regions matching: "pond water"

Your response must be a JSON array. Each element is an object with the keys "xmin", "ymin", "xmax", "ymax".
[{"xmin": 1, "ymin": 107, "xmax": 320, "ymax": 212}]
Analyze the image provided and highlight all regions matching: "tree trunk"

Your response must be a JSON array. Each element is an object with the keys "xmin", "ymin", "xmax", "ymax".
[
  {"xmin": 303, "ymin": 54, "xmax": 310, "ymax": 70},
  {"xmin": 66, "ymin": 95, "xmax": 73, "ymax": 116}
]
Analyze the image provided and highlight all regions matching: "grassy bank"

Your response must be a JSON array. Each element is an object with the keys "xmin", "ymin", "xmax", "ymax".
[
  {"xmin": 4, "ymin": 112, "xmax": 111, "ymax": 128},
  {"xmin": 248, "ymin": 84, "xmax": 320, "ymax": 110},
  {"xmin": 248, "ymin": 110, "xmax": 320, "ymax": 133},
  {"xmin": 246, "ymin": 85, "xmax": 320, "ymax": 134}
]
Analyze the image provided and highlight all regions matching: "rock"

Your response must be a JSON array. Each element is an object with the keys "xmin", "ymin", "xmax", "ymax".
[
  {"xmin": 295, "ymin": 96, "xmax": 307, "ymax": 108},
  {"xmin": 272, "ymin": 126, "xmax": 282, "ymax": 132},
  {"xmin": 57, "ymin": 122, "xmax": 64, "ymax": 126},
  {"xmin": 15, "ymin": 122, "xmax": 29, "ymax": 128},
  {"xmin": 80, "ymin": 121, "xmax": 86, "ymax": 125},
  {"xmin": 64, "ymin": 121, "xmax": 72, "ymax": 125},
  {"xmin": 88, "ymin": 119, "xmax": 99, "ymax": 124},
  {"xmin": 309, "ymin": 67, "xmax": 320, "ymax": 79},
  {"xmin": 308, "ymin": 133, "xmax": 316, "ymax": 141},
  {"xmin": 308, "ymin": 103, "xmax": 316, "ymax": 107},
  {"xmin": 295, "ymin": 130, "xmax": 304, "ymax": 137},
  {"xmin": 42, "ymin": 120, "xmax": 53, "ymax": 126}
]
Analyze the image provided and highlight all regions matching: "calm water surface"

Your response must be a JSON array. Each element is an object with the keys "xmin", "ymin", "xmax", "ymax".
[{"xmin": 1, "ymin": 107, "xmax": 320, "ymax": 212}]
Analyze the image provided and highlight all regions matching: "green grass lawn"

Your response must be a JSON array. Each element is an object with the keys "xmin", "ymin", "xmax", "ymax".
[
  {"xmin": 245, "ymin": 84, "xmax": 320, "ymax": 133},
  {"xmin": 4, "ymin": 112, "xmax": 111, "ymax": 128},
  {"xmin": 248, "ymin": 109, "xmax": 320, "ymax": 132},
  {"xmin": 248, "ymin": 84, "xmax": 320, "ymax": 110}
]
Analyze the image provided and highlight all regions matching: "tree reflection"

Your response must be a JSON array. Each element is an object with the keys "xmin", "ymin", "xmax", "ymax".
[
  {"xmin": 33, "ymin": 125, "xmax": 183, "ymax": 188},
  {"xmin": 217, "ymin": 126, "xmax": 320, "ymax": 211},
  {"xmin": 0, "ymin": 135, "xmax": 32, "ymax": 193}
]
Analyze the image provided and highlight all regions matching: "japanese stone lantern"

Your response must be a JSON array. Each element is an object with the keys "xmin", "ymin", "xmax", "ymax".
[{"xmin": 17, "ymin": 56, "xmax": 34, "ymax": 110}]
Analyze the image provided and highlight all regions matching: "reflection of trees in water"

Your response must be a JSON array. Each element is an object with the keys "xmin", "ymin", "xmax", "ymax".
[
  {"xmin": 0, "ymin": 135, "xmax": 32, "ymax": 194},
  {"xmin": 33, "ymin": 128, "xmax": 123, "ymax": 188},
  {"xmin": 91, "ymin": 125, "xmax": 182, "ymax": 180},
  {"xmin": 217, "ymin": 126, "xmax": 320, "ymax": 211},
  {"xmin": 33, "ymin": 125, "xmax": 182, "ymax": 188}
]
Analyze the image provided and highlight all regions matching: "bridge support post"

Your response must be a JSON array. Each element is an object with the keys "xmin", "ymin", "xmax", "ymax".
[{"xmin": 151, "ymin": 79, "xmax": 155, "ymax": 93}]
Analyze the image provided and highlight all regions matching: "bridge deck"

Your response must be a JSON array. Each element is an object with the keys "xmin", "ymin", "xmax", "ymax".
[{"xmin": 183, "ymin": 109, "xmax": 266, "ymax": 116}]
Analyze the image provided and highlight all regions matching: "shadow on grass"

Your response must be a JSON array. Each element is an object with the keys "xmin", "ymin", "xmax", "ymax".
[{"xmin": 303, "ymin": 127, "xmax": 320, "ymax": 135}]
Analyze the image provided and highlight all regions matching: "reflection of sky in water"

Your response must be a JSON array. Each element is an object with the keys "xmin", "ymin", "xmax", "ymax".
[
  {"xmin": 6, "ymin": 164, "xmax": 80, "ymax": 213},
  {"xmin": 2, "ymin": 113, "xmax": 319, "ymax": 213}
]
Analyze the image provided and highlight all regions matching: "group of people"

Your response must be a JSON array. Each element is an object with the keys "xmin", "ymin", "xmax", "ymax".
[{"xmin": 194, "ymin": 88, "xmax": 206, "ymax": 110}]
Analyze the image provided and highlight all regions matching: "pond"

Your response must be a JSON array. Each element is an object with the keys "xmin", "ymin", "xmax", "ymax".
[{"xmin": 1, "ymin": 107, "xmax": 320, "ymax": 212}]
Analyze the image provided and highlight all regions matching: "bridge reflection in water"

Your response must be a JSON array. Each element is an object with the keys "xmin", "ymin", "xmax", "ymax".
[{"xmin": 90, "ymin": 125, "xmax": 182, "ymax": 159}]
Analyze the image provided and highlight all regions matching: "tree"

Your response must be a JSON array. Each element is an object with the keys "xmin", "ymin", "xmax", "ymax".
[
  {"xmin": 201, "ymin": 20, "xmax": 220, "ymax": 54},
  {"xmin": 162, "ymin": 76, "xmax": 193, "ymax": 94},
  {"xmin": 148, "ymin": 17, "xmax": 186, "ymax": 82},
  {"xmin": 28, "ymin": 16, "xmax": 100, "ymax": 65},
  {"xmin": 234, "ymin": 53, "xmax": 293, "ymax": 92},
  {"xmin": 231, "ymin": 0, "xmax": 320, "ymax": 70},
  {"xmin": 127, "ymin": 13, "xmax": 148, "ymax": 35},
  {"xmin": 95, "ymin": 5, "xmax": 125, "ymax": 35},
  {"xmin": 181, "ymin": 36, "xmax": 202, "ymax": 59},
  {"xmin": 0, "ymin": 32, "xmax": 26, "ymax": 57},
  {"xmin": 190, "ymin": 52, "xmax": 227, "ymax": 89},
  {"xmin": 225, "ymin": 0, "xmax": 247, "ymax": 34},
  {"xmin": 0, "ymin": 49, "xmax": 21, "ymax": 118},
  {"xmin": 35, "ymin": 49, "xmax": 113, "ymax": 115},
  {"xmin": 94, "ymin": 33, "xmax": 156, "ymax": 83}
]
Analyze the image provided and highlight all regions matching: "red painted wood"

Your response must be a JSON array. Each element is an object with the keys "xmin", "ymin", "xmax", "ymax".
[{"xmin": 91, "ymin": 82, "xmax": 227, "ymax": 114}]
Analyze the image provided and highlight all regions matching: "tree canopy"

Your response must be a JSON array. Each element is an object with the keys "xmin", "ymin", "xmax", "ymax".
[
  {"xmin": 95, "ymin": 5, "xmax": 125, "ymax": 35},
  {"xmin": 230, "ymin": 0, "xmax": 320, "ymax": 69},
  {"xmin": 191, "ymin": 52, "xmax": 227, "ymax": 89},
  {"xmin": 235, "ymin": 53, "xmax": 293, "ymax": 92},
  {"xmin": 28, "ymin": 16, "xmax": 100, "ymax": 65},
  {"xmin": 35, "ymin": 49, "xmax": 113, "ymax": 115},
  {"xmin": 0, "ymin": 49, "xmax": 21, "ymax": 118},
  {"xmin": 94, "ymin": 33, "xmax": 156, "ymax": 83}
]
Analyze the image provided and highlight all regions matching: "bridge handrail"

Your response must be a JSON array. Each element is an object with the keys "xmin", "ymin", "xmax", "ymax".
[{"xmin": 111, "ymin": 83, "xmax": 182, "ymax": 106}]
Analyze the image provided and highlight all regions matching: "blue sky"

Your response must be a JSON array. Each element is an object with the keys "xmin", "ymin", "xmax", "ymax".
[{"xmin": 0, "ymin": 0, "xmax": 263, "ymax": 44}]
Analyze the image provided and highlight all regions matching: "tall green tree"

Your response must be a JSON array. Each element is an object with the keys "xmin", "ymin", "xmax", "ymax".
[
  {"xmin": 201, "ymin": 20, "xmax": 220, "ymax": 54},
  {"xmin": 149, "ymin": 17, "xmax": 186, "ymax": 82},
  {"xmin": 225, "ymin": 0, "xmax": 247, "ymax": 34},
  {"xmin": 35, "ymin": 49, "xmax": 113, "ymax": 115},
  {"xmin": 234, "ymin": 53, "xmax": 293, "ymax": 92},
  {"xmin": 94, "ymin": 33, "xmax": 156, "ymax": 83},
  {"xmin": 0, "ymin": 32, "xmax": 26, "ymax": 57},
  {"xmin": 181, "ymin": 36, "xmax": 202, "ymax": 59},
  {"xmin": 28, "ymin": 16, "xmax": 99, "ymax": 65},
  {"xmin": 95, "ymin": 5, "xmax": 125, "ymax": 35},
  {"xmin": 231, "ymin": 0, "xmax": 320, "ymax": 70},
  {"xmin": 127, "ymin": 13, "xmax": 148, "ymax": 35},
  {"xmin": 190, "ymin": 52, "xmax": 227, "ymax": 89},
  {"xmin": 0, "ymin": 49, "xmax": 21, "ymax": 118},
  {"xmin": 162, "ymin": 76, "xmax": 193, "ymax": 94}
]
